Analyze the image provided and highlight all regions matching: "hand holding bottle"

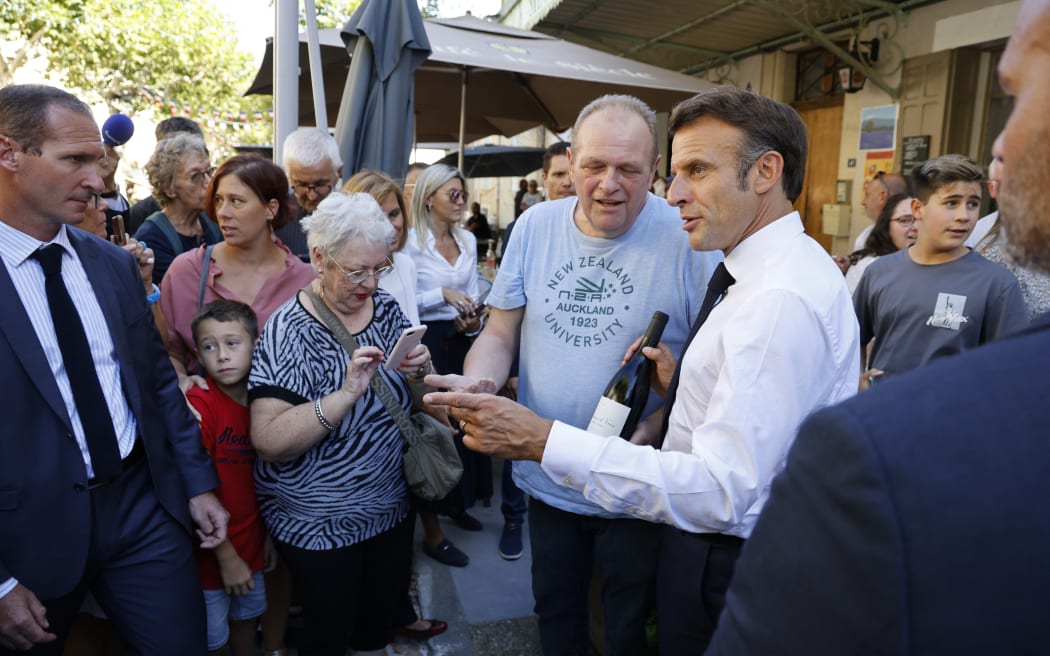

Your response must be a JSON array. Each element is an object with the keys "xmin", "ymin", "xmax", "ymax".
[
  {"xmin": 621, "ymin": 335, "xmax": 677, "ymax": 398},
  {"xmin": 587, "ymin": 312, "xmax": 668, "ymax": 439}
]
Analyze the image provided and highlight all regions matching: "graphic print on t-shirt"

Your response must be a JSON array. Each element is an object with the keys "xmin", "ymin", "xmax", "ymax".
[
  {"xmin": 926, "ymin": 292, "xmax": 969, "ymax": 330},
  {"xmin": 544, "ymin": 254, "xmax": 635, "ymax": 347}
]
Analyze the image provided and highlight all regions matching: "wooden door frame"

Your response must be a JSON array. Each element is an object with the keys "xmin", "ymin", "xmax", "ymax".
[{"xmin": 792, "ymin": 95, "xmax": 845, "ymax": 252}]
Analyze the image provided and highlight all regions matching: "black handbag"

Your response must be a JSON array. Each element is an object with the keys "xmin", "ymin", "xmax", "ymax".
[{"xmin": 303, "ymin": 287, "xmax": 462, "ymax": 501}]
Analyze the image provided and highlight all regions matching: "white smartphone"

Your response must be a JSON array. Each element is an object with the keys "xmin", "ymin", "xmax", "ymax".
[{"xmin": 384, "ymin": 325, "xmax": 428, "ymax": 371}]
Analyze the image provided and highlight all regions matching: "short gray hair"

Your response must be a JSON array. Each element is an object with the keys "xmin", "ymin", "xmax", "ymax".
[
  {"xmin": 282, "ymin": 127, "xmax": 342, "ymax": 171},
  {"xmin": 572, "ymin": 94, "xmax": 657, "ymax": 162},
  {"xmin": 145, "ymin": 133, "xmax": 209, "ymax": 208},
  {"xmin": 410, "ymin": 163, "xmax": 467, "ymax": 249},
  {"xmin": 302, "ymin": 191, "xmax": 394, "ymax": 255}
]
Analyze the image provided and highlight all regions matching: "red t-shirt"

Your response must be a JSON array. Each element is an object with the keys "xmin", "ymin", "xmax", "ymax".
[{"xmin": 187, "ymin": 381, "xmax": 266, "ymax": 589}]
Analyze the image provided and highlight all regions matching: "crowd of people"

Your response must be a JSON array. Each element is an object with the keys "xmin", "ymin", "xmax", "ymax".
[{"xmin": 2, "ymin": 2, "xmax": 1050, "ymax": 654}]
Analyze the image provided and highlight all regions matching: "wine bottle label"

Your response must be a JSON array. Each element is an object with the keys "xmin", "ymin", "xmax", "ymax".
[{"xmin": 587, "ymin": 396, "xmax": 631, "ymax": 437}]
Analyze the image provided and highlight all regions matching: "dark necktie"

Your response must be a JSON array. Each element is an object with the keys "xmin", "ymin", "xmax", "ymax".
[
  {"xmin": 32, "ymin": 244, "xmax": 123, "ymax": 480},
  {"xmin": 656, "ymin": 261, "xmax": 735, "ymax": 448}
]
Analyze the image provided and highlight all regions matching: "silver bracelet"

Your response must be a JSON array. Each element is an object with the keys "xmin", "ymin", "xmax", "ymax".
[{"xmin": 314, "ymin": 398, "xmax": 337, "ymax": 431}]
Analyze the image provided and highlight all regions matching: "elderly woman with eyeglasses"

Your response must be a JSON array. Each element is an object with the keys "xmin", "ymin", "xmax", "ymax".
[
  {"xmin": 249, "ymin": 191, "xmax": 433, "ymax": 656},
  {"xmin": 134, "ymin": 133, "xmax": 223, "ymax": 284},
  {"xmin": 404, "ymin": 164, "xmax": 491, "ymax": 564}
]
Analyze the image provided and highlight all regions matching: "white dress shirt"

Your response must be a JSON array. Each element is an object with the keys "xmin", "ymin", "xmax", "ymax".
[
  {"xmin": 542, "ymin": 213, "xmax": 860, "ymax": 538},
  {"xmin": 854, "ymin": 223, "xmax": 874, "ymax": 252},
  {"xmin": 379, "ymin": 251, "xmax": 420, "ymax": 325},
  {"xmin": 966, "ymin": 211, "xmax": 998, "ymax": 249},
  {"xmin": 404, "ymin": 227, "xmax": 480, "ymax": 321}
]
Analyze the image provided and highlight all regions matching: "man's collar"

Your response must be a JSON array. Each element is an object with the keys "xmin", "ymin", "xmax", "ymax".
[{"xmin": 723, "ymin": 211, "xmax": 803, "ymax": 279}]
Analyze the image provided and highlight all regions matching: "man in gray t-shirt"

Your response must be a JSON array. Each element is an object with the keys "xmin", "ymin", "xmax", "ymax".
[
  {"xmin": 427, "ymin": 95, "xmax": 720, "ymax": 656},
  {"xmin": 854, "ymin": 155, "xmax": 1027, "ymax": 385}
]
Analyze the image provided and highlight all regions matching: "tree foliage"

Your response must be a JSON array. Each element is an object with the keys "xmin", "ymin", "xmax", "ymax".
[
  {"xmin": 49, "ymin": 0, "xmax": 262, "ymax": 113},
  {"xmin": 305, "ymin": 0, "xmax": 362, "ymax": 29},
  {"xmin": 0, "ymin": 0, "xmax": 81, "ymax": 85},
  {"xmin": 2, "ymin": 0, "xmax": 271, "ymax": 152}
]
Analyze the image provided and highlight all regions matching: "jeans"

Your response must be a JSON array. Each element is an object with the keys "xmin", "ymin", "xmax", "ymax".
[
  {"xmin": 527, "ymin": 498, "xmax": 659, "ymax": 656},
  {"xmin": 500, "ymin": 460, "xmax": 526, "ymax": 524}
]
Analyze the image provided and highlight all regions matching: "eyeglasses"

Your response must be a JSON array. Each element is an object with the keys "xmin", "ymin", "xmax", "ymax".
[
  {"xmin": 182, "ymin": 165, "xmax": 215, "ymax": 186},
  {"xmin": 327, "ymin": 254, "xmax": 394, "ymax": 284},
  {"xmin": 292, "ymin": 181, "xmax": 334, "ymax": 197},
  {"xmin": 891, "ymin": 215, "xmax": 916, "ymax": 227},
  {"xmin": 186, "ymin": 166, "xmax": 216, "ymax": 186},
  {"xmin": 446, "ymin": 189, "xmax": 468, "ymax": 203}
]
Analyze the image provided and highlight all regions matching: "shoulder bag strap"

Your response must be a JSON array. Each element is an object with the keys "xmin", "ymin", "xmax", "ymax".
[
  {"xmin": 145, "ymin": 212, "xmax": 182, "ymax": 256},
  {"xmin": 302, "ymin": 286, "xmax": 419, "ymax": 446},
  {"xmin": 197, "ymin": 243, "xmax": 216, "ymax": 311}
]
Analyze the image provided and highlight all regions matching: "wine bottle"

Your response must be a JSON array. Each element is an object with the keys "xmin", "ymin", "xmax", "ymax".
[{"xmin": 586, "ymin": 311, "xmax": 668, "ymax": 439}]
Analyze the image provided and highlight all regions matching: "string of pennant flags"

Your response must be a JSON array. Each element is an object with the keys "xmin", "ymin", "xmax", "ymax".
[{"xmin": 139, "ymin": 89, "xmax": 273, "ymax": 130}]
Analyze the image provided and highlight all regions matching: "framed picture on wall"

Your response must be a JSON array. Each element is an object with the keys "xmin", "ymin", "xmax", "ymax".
[{"xmin": 859, "ymin": 105, "xmax": 898, "ymax": 150}]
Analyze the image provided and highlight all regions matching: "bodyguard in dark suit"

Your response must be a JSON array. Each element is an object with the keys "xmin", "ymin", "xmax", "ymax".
[
  {"xmin": 707, "ymin": 2, "xmax": 1050, "ymax": 651},
  {"xmin": 0, "ymin": 85, "xmax": 228, "ymax": 654}
]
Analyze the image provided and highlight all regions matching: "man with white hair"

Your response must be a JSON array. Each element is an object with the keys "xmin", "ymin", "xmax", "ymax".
[{"xmin": 276, "ymin": 127, "xmax": 343, "ymax": 260}]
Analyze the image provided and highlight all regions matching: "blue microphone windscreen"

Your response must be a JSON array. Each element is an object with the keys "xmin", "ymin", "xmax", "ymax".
[{"xmin": 102, "ymin": 114, "xmax": 134, "ymax": 146}]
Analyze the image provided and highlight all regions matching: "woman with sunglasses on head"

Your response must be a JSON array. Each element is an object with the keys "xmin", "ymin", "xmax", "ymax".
[
  {"xmin": 845, "ymin": 192, "xmax": 918, "ymax": 294},
  {"xmin": 405, "ymin": 164, "xmax": 491, "ymax": 566}
]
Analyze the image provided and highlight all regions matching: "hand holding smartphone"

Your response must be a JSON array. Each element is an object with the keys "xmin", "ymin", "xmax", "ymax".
[{"xmin": 384, "ymin": 325, "xmax": 428, "ymax": 371}]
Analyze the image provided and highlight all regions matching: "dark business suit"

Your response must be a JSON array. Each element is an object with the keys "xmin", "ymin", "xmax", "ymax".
[
  {"xmin": 0, "ymin": 227, "xmax": 218, "ymax": 653},
  {"xmin": 706, "ymin": 314, "xmax": 1050, "ymax": 655}
]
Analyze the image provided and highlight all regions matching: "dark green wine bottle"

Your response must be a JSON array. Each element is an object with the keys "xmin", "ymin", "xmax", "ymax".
[{"xmin": 586, "ymin": 311, "xmax": 668, "ymax": 439}]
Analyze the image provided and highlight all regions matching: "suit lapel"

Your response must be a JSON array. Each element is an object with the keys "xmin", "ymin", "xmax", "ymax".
[{"xmin": 0, "ymin": 252, "xmax": 74, "ymax": 432}]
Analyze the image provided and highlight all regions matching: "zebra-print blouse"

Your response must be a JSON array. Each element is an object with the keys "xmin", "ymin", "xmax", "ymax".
[{"xmin": 249, "ymin": 290, "xmax": 411, "ymax": 550}]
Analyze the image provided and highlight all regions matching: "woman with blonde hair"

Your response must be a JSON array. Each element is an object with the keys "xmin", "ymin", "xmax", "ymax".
[
  {"xmin": 405, "ymin": 164, "xmax": 492, "ymax": 565},
  {"xmin": 344, "ymin": 170, "xmax": 418, "ymax": 324}
]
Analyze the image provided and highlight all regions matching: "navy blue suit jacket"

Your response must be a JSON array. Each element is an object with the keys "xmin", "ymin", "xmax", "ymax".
[
  {"xmin": 0, "ymin": 227, "xmax": 217, "ymax": 599},
  {"xmin": 708, "ymin": 314, "xmax": 1050, "ymax": 655}
]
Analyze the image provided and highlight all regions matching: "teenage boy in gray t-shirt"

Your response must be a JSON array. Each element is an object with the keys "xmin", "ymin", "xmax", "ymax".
[{"xmin": 854, "ymin": 154, "xmax": 1027, "ymax": 387}]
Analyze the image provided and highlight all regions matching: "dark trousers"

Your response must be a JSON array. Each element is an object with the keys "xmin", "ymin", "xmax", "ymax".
[
  {"xmin": 2, "ymin": 459, "xmax": 206, "ymax": 656},
  {"xmin": 528, "ymin": 498, "xmax": 659, "ymax": 656},
  {"xmin": 391, "ymin": 510, "xmax": 419, "ymax": 628},
  {"xmin": 657, "ymin": 526, "xmax": 744, "ymax": 654},
  {"xmin": 275, "ymin": 515, "xmax": 413, "ymax": 655},
  {"xmin": 500, "ymin": 460, "xmax": 526, "ymax": 524}
]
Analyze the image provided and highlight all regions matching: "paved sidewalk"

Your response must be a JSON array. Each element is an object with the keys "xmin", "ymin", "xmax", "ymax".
[{"xmin": 404, "ymin": 458, "xmax": 542, "ymax": 656}]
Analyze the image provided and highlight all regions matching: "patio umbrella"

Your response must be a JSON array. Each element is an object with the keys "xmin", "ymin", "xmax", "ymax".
[
  {"xmin": 246, "ymin": 15, "xmax": 713, "ymax": 147},
  {"xmin": 436, "ymin": 145, "xmax": 545, "ymax": 178},
  {"xmin": 333, "ymin": 0, "xmax": 430, "ymax": 180}
]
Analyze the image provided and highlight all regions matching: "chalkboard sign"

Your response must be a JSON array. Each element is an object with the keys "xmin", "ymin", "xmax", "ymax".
[{"xmin": 901, "ymin": 135, "xmax": 930, "ymax": 177}]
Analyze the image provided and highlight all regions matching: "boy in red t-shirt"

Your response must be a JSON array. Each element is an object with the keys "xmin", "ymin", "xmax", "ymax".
[{"xmin": 187, "ymin": 300, "xmax": 268, "ymax": 656}]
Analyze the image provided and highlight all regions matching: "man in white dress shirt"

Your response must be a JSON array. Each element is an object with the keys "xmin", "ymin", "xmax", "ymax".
[{"xmin": 425, "ymin": 86, "xmax": 860, "ymax": 652}]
